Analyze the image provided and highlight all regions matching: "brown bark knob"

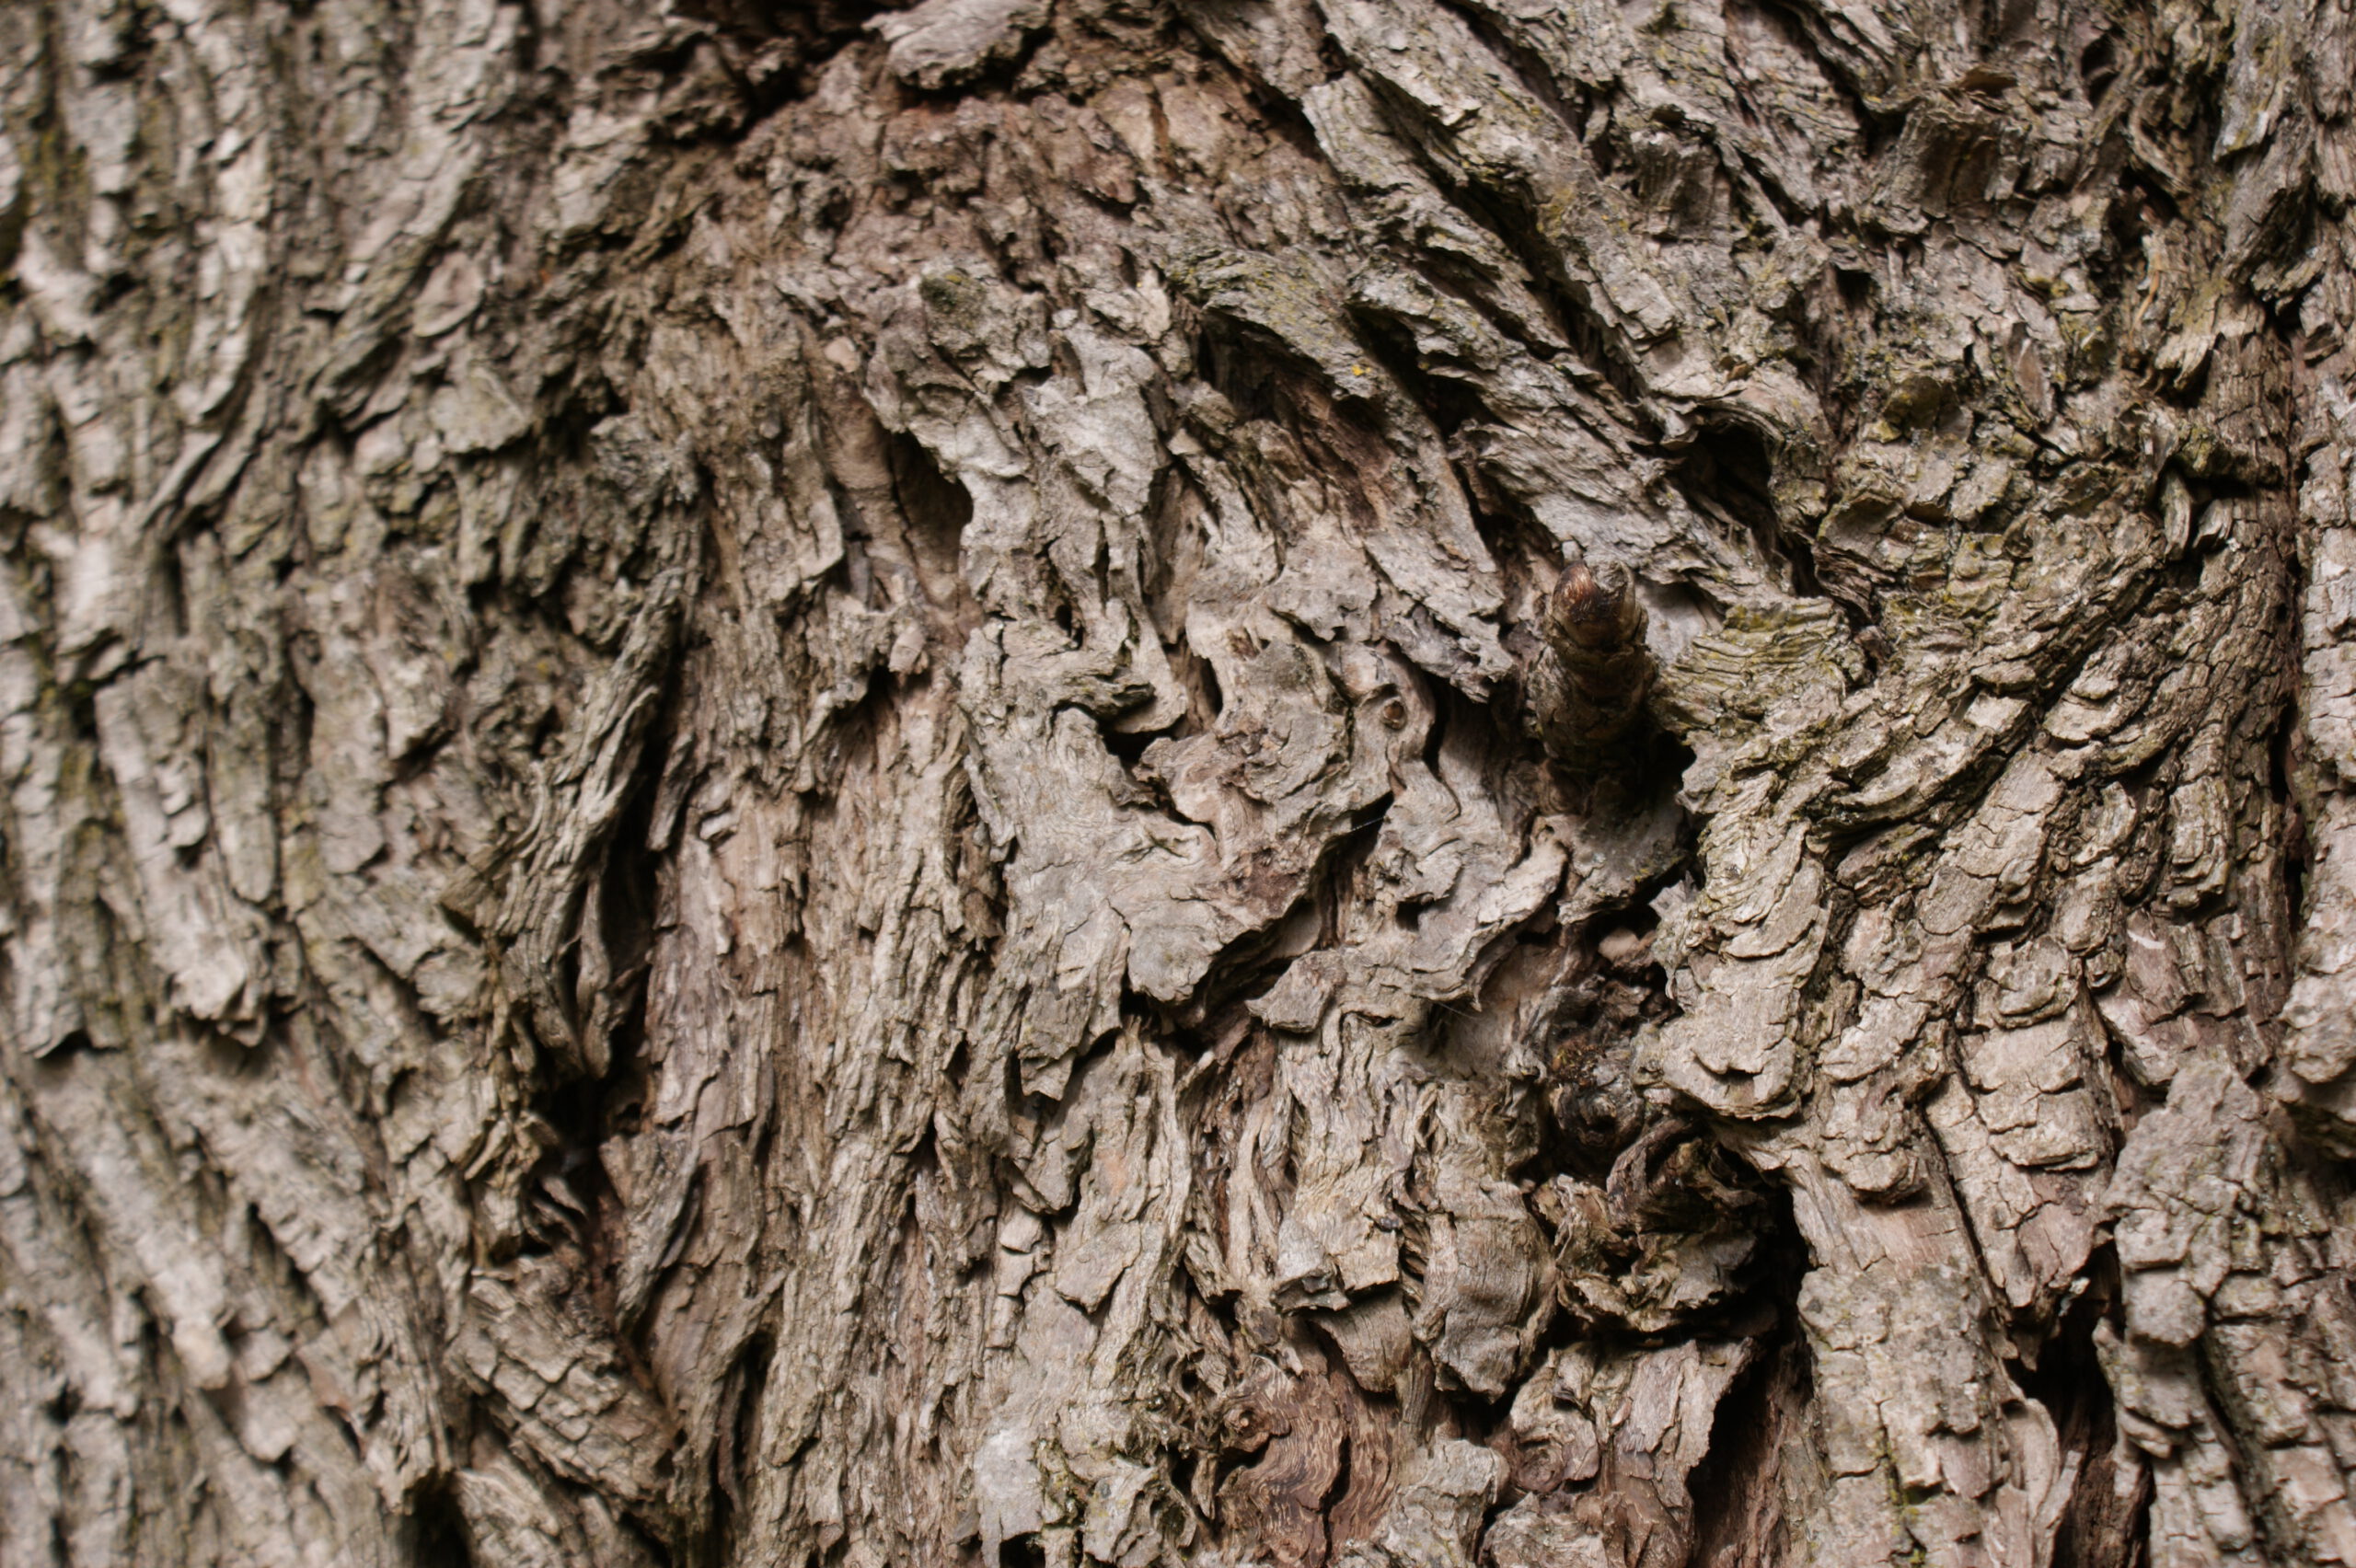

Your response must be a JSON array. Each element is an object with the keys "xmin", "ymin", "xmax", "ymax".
[{"xmin": 1530, "ymin": 561, "xmax": 1655, "ymax": 774}]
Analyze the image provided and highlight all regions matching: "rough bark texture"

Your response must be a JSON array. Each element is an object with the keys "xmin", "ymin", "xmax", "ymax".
[{"xmin": 5, "ymin": 0, "xmax": 2356, "ymax": 1563}]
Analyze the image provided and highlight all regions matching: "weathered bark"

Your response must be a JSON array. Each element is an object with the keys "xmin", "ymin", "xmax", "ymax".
[{"xmin": 4, "ymin": 0, "xmax": 2355, "ymax": 1563}]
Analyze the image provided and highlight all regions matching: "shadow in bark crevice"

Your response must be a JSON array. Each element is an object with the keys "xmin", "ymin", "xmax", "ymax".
[
  {"xmin": 2024, "ymin": 1248, "xmax": 2152, "ymax": 1568},
  {"xmin": 1680, "ymin": 1263, "xmax": 1811, "ymax": 1568},
  {"xmin": 409, "ymin": 1478, "xmax": 479, "ymax": 1567},
  {"xmin": 1669, "ymin": 417, "xmax": 1846, "ymax": 623},
  {"xmin": 520, "ymin": 652, "xmax": 677, "ymax": 1309},
  {"xmin": 710, "ymin": 1330, "xmax": 776, "ymax": 1567},
  {"xmin": 670, "ymin": 0, "xmax": 897, "ymax": 109},
  {"xmin": 1159, "ymin": 790, "xmax": 1396, "ymax": 1041},
  {"xmin": 1343, "ymin": 306, "xmax": 1578, "ymax": 665},
  {"xmin": 1472, "ymin": 1180, "xmax": 1808, "ymax": 1567},
  {"xmin": 884, "ymin": 426, "xmax": 979, "ymax": 629}
]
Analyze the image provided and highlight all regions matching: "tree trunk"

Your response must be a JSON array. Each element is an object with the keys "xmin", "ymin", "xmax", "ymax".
[{"xmin": 4, "ymin": 0, "xmax": 2355, "ymax": 1563}]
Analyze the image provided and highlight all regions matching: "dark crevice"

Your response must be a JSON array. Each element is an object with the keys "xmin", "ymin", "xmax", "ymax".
[
  {"xmin": 1102, "ymin": 721, "xmax": 1159, "ymax": 770},
  {"xmin": 522, "ymin": 650, "xmax": 677, "ymax": 1315},
  {"xmin": 999, "ymin": 1535, "xmax": 1050, "ymax": 1568},
  {"xmin": 1681, "ymin": 1249, "xmax": 1809, "ymax": 1568},
  {"xmin": 410, "ymin": 1477, "xmax": 478, "ymax": 1567},
  {"xmin": 1218, "ymin": 61, "xmax": 1338, "ymax": 171},
  {"xmin": 1346, "ymin": 307, "xmax": 1577, "ymax": 642},
  {"xmin": 2080, "ymin": 30, "xmax": 2121, "ymax": 107},
  {"xmin": 1670, "ymin": 419, "xmax": 1815, "ymax": 605},
  {"xmin": 1489, "ymin": 1175, "xmax": 1807, "ymax": 1562},
  {"xmin": 2277, "ymin": 673, "xmax": 2310, "ymax": 933},
  {"xmin": 666, "ymin": 0, "xmax": 892, "ymax": 104},
  {"xmin": 1195, "ymin": 323, "xmax": 1289, "ymax": 427},
  {"xmin": 1420, "ymin": 686, "xmax": 1451, "ymax": 776},
  {"xmin": 1351, "ymin": 310, "xmax": 1484, "ymax": 443},
  {"xmin": 1757, "ymin": 0, "xmax": 1895, "ymax": 137},
  {"xmin": 1169, "ymin": 790, "xmax": 1394, "ymax": 1032},
  {"xmin": 711, "ymin": 1331, "xmax": 776, "ymax": 1565},
  {"xmin": 2028, "ymin": 1250, "xmax": 2152, "ymax": 1568}
]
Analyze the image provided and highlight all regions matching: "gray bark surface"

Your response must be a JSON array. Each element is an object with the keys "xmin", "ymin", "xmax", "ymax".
[{"xmin": 2, "ymin": 0, "xmax": 2354, "ymax": 1563}]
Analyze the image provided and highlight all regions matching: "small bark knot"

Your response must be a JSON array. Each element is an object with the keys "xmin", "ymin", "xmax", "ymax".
[{"xmin": 1530, "ymin": 561, "xmax": 1655, "ymax": 774}]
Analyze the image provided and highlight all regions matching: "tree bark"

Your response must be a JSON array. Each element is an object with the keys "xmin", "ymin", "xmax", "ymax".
[{"xmin": 4, "ymin": 0, "xmax": 2355, "ymax": 1563}]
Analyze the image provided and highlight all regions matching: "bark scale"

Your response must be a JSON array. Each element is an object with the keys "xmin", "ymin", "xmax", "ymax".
[{"xmin": 2, "ymin": 0, "xmax": 2354, "ymax": 1564}]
